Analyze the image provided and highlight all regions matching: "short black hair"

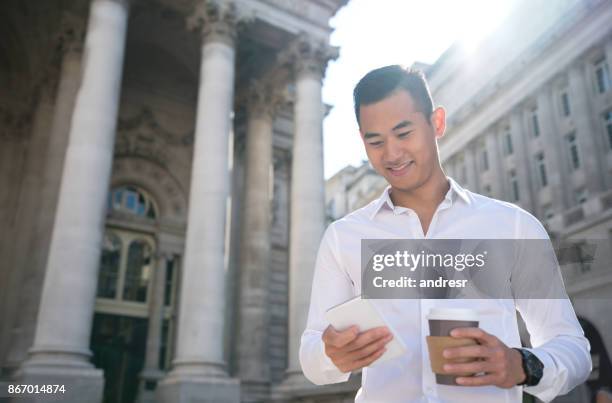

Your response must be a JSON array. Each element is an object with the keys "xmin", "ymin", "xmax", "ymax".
[{"xmin": 353, "ymin": 65, "xmax": 434, "ymax": 126}]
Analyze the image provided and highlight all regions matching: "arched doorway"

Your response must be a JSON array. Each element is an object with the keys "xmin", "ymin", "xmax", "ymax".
[{"xmin": 90, "ymin": 185, "xmax": 179, "ymax": 403}]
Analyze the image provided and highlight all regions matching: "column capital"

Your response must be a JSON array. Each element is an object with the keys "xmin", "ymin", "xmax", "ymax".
[
  {"xmin": 246, "ymin": 79, "xmax": 286, "ymax": 121},
  {"xmin": 187, "ymin": 0, "xmax": 242, "ymax": 46},
  {"xmin": 278, "ymin": 33, "xmax": 339, "ymax": 80}
]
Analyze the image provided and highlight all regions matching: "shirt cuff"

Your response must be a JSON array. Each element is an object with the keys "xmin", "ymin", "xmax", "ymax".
[
  {"xmin": 522, "ymin": 347, "xmax": 560, "ymax": 403},
  {"xmin": 318, "ymin": 335, "xmax": 351, "ymax": 382}
]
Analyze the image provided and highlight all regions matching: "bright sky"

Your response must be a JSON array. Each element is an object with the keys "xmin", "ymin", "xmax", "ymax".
[{"xmin": 322, "ymin": 0, "xmax": 518, "ymax": 179}]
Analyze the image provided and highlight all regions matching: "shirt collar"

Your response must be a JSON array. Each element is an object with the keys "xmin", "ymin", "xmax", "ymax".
[
  {"xmin": 448, "ymin": 176, "xmax": 471, "ymax": 205},
  {"xmin": 369, "ymin": 176, "xmax": 471, "ymax": 220},
  {"xmin": 369, "ymin": 186, "xmax": 394, "ymax": 219}
]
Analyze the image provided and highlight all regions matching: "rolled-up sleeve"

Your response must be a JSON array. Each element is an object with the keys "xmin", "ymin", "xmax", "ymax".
[
  {"xmin": 517, "ymin": 297, "xmax": 592, "ymax": 402},
  {"xmin": 299, "ymin": 223, "xmax": 355, "ymax": 385},
  {"xmin": 514, "ymin": 209, "xmax": 592, "ymax": 402}
]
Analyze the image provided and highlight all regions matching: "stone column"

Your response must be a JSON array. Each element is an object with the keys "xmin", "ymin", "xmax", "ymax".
[
  {"xmin": 0, "ymin": 104, "xmax": 35, "ymax": 372},
  {"xmin": 485, "ymin": 133, "xmax": 504, "ymax": 198},
  {"xmin": 137, "ymin": 253, "xmax": 170, "ymax": 403},
  {"xmin": 157, "ymin": 2, "xmax": 240, "ymax": 402},
  {"xmin": 278, "ymin": 34, "xmax": 338, "ymax": 387},
  {"xmin": 537, "ymin": 86, "xmax": 569, "ymax": 211},
  {"xmin": 235, "ymin": 81, "xmax": 281, "ymax": 401},
  {"xmin": 605, "ymin": 38, "xmax": 612, "ymax": 191},
  {"xmin": 605, "ymin": 38, "xmax": 612, "ymax": 83},
  {"xmin": 464, "ymin": 144, "xmax": 478, "ymax": 192},
  {"xmin": 3, "ymin": 12, "xmax": 86, "ymax": 378},
  {"xmin": 492, "ymin": 131, "xmax": 506, "ymax": 198},
  {"xmin": 16, "ymin": 1, "xmax": 129, "ymax": 402},
  {"xmin": 35, "ymin": 12, "xmax": 87, "ymax": 256},
  {"xmin": 1, "ymin": 88, "xmax": 55, "ymax": 378},
  {"xmin": 509, "ymin": 108, "xmax": 537, "ymax": 212},
  {"xmin": 568, "ymin": 62, "xmax": 606, "ymax": 195}
]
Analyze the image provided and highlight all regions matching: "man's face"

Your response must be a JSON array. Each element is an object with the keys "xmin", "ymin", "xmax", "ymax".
[{"xmin": 358, "ymin": 89, "xmax": 445, "ymax": 192}]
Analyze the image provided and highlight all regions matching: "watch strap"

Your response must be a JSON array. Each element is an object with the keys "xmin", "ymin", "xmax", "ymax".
[{"xmin": 513, "ymin": 348, "xmax": 544, "ymax": 387}]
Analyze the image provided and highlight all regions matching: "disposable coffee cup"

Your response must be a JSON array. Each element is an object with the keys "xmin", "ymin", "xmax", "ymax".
[{"xmin": 426, "ymin": 308, "xmax": 479, "ymax": 385}]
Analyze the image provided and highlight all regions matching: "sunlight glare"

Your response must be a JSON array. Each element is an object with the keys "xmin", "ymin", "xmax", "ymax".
[{"xmin": 323, "ymin": 0, "xmax": 518, "ymax": 179}]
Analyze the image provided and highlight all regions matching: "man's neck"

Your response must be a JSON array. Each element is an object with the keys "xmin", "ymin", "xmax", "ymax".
[{"xmin": 389, "ymin": 169, "xmax": 450, "ymax": 213}]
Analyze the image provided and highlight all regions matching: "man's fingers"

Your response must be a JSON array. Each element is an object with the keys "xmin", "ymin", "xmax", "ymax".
[
  {"xmin": 350, "ymin": 334, "xmax": 393, "ymax": 361},
  {"xmin": 450, "ymin": 327, "xmax": 498, "ymax": 346},
  {"xmin": 443, "ymin": 344, "xmax": 491, "ymax": 360},
  {"xmin": 443, "ymin": 360, "xmax": 494, "ymax": 375},
  {"xmin": 344, "ymin": 327, "xmax": 390, "ymax": 353},
  {"xmin": 323, "ymin": 326, "xmax": 391, "ymax": 372},
  {"xmin": 331, "ymin": 332, "xmax": 392, "ymax": 369},
  {"xmin": 347, "ymin": 345, "xmax": 387, "ymax": 371},
  {"xmin": 323, "ymin": 325, "xmax": 359, "ymax": 348},
  {"xmin": 456, "ymin": 374, "xmax": 498, "ymax": 386}
]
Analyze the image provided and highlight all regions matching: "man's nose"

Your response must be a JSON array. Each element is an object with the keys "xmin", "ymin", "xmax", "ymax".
[{"xmin": 383, "ymin": 137, "xmax": 403, "ymax": 164}]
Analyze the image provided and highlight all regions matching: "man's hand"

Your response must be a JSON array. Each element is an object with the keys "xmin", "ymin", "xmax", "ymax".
[
  {"xmin": 441, "ymin": 327, "xmax": 526, "ymax": 388},
  {"xmin": 322, "ymin": 325, "xmax": 393, "ymax": 373}
]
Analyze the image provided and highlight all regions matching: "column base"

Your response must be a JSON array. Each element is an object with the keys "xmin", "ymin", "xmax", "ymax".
[
  {"xmin": 14, "ymin": 363, "xmax": 104, "ymax": 403},
  {"xmin": 156, "ymin": 371, "xmax": 240, "ymax": 403},
  {"xmin": 240, "ymin": 379, "xmax": 270, "ymax": 403},
  {"xmin": 136, "ymin": 368, "xmax": 165, "ymax": 403}
]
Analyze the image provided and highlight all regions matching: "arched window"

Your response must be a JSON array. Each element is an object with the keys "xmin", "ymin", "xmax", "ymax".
[
  {"xmin": 108, "ymin": 186, "xmax": 157, "ymax": 219},
  {"xmin": 123, "ymin": 240, "xmax": 153, "ymax": 302},
  {"xmin": 97, "ymin": 232, "xmax": 122, "ymax": 299},
  {"xmin": 96, "ymin": 230, "xmax": 154, "ymax": 304}
]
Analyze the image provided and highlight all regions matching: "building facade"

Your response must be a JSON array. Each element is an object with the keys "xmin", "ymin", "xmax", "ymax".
[
  {"xmin": 0, "ymin": 0, "xmax": 350, "ymax": 402},
  {"xmin": 431, "ymin": 3, "xmax": 612, "ymax": 399},
  {"xmin": 326, "ymin": 0, "xmax": 612, "ymax": 401},
  {"xmin": 325, "ymin": 162, "xmax": 387, "ymax": 223}
]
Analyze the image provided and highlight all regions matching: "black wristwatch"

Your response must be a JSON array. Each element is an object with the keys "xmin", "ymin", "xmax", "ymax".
[{"xmin": 513, "ymin": 348, "xmax": 544, "ymax": 387}]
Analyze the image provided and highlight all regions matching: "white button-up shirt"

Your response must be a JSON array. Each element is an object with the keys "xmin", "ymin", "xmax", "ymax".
[{"xmin": 300, "ymin": 177, "xmax": 591, "ymax": 403}]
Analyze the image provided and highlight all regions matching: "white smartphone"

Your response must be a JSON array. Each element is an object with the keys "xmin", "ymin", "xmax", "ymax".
[{"xmin": 324, "ymin": 295, "xmax": 407, "ymax": 367}]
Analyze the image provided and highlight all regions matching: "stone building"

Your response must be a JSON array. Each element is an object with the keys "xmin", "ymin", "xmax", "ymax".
[
  {"xmin": 326, "ymin": 0, "xmax": 612, "ymax": 401},
  {"xmin": 432, "ymin": 0, "xmax": 612, "ymax": 399},
  {"xmin": 325, "ymin": 162, "xmax": 386, "ymax": 223},
  {"xmin": 0, "ymin": 0, "xmax": 348, "ymax": 402}
]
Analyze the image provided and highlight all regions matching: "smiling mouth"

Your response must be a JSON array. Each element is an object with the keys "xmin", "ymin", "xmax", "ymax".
[
  {"xmin": 387, "ymin": 161, "xmax": 414, "ymax": 171},
  {"xmin": 386, "ymin": 161, "xmax": 414, "ymax": 176}
]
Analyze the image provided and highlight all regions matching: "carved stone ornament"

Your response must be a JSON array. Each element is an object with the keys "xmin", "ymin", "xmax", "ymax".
[
  {"xmin": 187, "ymin": 0, "xmax": 244, "ymax": 46},
  {"xmin": 115, "ymin": 107, "xmax": 194, "ymax": 166},
  {"xmin": 277, "ymin": 32, "xmax": 340, "ymax": 80}
]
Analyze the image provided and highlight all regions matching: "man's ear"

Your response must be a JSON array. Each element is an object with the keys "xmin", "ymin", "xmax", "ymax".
[{"xmin": 430, "ymin": 106, "xmax": 446, "ymax": 139}]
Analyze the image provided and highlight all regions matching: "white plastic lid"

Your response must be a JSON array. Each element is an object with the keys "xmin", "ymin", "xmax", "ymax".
[{"xmin": 427, "ymin": 308, "xmax": 479, "ymax": 322}]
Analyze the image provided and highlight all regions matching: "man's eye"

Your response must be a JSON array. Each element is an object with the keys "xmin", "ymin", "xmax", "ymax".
[
  {"xmin": 398, "ymin": 131, "xmax": 413, "ymax": 138},
  {"xmin": 369, "ymin": 141, "xmax": 383, "ymax": 146}
]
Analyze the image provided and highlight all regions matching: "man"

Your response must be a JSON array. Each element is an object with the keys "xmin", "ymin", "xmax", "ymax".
[{"xmin": 299, "ymin": 65, "xmax": 591, "ymax": 402}]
